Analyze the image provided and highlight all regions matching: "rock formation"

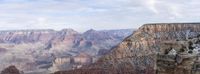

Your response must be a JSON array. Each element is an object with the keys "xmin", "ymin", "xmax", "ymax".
[
  {"xmin": 54, "ymin": 23, "xmax": 200, "ymax": 74},
  {"xmin": 0, "ymin": 29, "xmax": 133, "ymax": 73}
]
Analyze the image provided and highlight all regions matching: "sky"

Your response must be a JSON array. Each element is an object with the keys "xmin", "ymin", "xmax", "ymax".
[{"xmin": 0, "ymin": 0, "xmax": 200, "ymax": 32}]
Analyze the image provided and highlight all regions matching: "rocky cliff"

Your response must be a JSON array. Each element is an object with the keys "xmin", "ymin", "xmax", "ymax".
[
  {"xmin": 0, "ymin": 29, "xmax": 133, "ymax": 73},
  {"xmin": 54, "ymin": 23, "xmax": 200, "ymax": 74}
]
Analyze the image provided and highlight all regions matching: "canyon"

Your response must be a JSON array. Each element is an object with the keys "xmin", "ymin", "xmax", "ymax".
[
  {"xmin": 0, "ymin": 29, "xmax": 133, "ymax": 74},
  {"xmin": 3, "ymin": 23, "xmax": 200, "ymax": 74},
  {"xmin": 54, "ymin": 23, "xmax": 200, "ymax": 74}
]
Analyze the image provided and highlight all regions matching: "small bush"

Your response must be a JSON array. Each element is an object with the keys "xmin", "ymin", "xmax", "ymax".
[{"xmin": 188, "ymin": 51, "xmax": 193, "ymax": 54}]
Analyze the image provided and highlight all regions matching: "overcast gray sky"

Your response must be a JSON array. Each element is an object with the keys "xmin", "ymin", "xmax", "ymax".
[{"xmin": 0, "ymin": 0, "xmax": 200, "ymax": 32}]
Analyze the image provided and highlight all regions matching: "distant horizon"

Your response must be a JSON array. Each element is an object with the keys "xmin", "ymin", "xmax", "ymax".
[
  {"xmin": 1, "ymin": 21, "xmax": 200, "ymax": 32},
  {"xmin": 0, "ymin": 27, "xmax": 135, "ymax": 32},
  {"xmin": 1, "ymin": 22, "xmax": 200, "ymax": 32}
]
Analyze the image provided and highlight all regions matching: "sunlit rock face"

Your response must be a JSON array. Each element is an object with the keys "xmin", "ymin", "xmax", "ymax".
[
  {"xmin": 54, "ymin": 23, "xmax": 200, "ymax": 74},
  {"xmin": 0, "ymin": 29, "xmax": 133, "ymax": 73},
  {"xmin": 73, "ymin": 53, "xmax": 92, "ymax": 64}
]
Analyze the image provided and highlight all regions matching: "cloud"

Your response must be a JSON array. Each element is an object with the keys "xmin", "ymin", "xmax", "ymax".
[
  {"xmin": 145, "ymin": 0, "xmax": 159, "ymax": 14},
  {"xmin": 0, "ymin": 0, "xmax": 199, "ymax": 32}
]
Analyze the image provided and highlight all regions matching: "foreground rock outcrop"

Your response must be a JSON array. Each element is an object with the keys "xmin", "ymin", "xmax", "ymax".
[
  {"xmin": 54, "ymin": 23, "xmax": 200, "ymax": 74},
  {"xmin": 1, "ymin": 65, "xmax": 22, "ymax": 74}
]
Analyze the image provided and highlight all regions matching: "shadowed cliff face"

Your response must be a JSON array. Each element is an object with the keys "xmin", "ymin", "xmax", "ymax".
[
  {"xmin": 1, "ymin": 65, "xmax": 22, "ymax": 74},
  {"xmin": 54, "ymin": 23, "xmax": 200, "ymax": 74},
  {"xmin": 0, "ymin": 29, "xmax": 133, "ymax": 73}
]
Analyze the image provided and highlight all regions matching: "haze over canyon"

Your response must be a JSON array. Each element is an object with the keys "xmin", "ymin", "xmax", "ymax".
[{"xmin": 0, "ymin": 28, "xmax": 134, "ymax": 74}]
